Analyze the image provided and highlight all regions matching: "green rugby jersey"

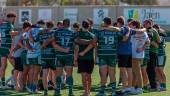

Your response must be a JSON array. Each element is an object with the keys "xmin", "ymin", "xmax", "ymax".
[
  {"xmin": 39, "ymin": 29, "xmax": 55, "ymax": 59},
  {"xmin": 96, "ymin": 29, "xmax": 120, "ymax": 58},
  {"xmin": 147, "ymin": 28, "xmax": 159, "ymax": 54},
  {"xmin": 77, "ymin": 31, "xmax": 95, "ymax": 60},
  {"xmin": 144, "ymin": 45, "xmax": 150, "ymax": 60},
  {"xmin": 90, "ymin": 28, "xmax": 99, "ymax": 36},
  {"xmin": 158, "ymin": 32, "xmax": 166, "ymax": 56},
  {"xmin": 0, "ymin": 22, "xmax": 14, "ymax": 49},
  {"xmin": 54, "ymin": 28, "xmax": 75, "ymax": 57}
]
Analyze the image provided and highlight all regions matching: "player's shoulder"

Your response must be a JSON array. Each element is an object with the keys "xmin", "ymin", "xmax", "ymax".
[{"xmin": 0, "ymin": 21, "xmax": 12, "ymax": 28}]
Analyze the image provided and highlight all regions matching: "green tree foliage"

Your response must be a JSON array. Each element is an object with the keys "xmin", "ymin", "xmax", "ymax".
[{"xmin": 6, "ymin": 0, "xmax": 159, "ymax": 6}]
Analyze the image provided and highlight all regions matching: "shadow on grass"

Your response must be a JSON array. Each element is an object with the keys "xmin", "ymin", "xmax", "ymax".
[{"xmin": 0, "ymin": 89, "xmax": 30, "ymax": 96}]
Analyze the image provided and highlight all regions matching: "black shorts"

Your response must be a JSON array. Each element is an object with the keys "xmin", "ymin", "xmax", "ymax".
[
  {"xmin": 78, "ymin": 59, "xmax": 94, "ymax": 74},
  {"xmin": 118, "ymin": 55, "xmax": 132, "ymax": 68},
  {"xmin": 14, "ymin": 57, "xmax": 23, "ymax": 71}
]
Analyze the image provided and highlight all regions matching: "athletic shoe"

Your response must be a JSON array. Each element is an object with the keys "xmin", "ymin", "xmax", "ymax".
[
  {"xmin": 143, "ymin": 88, "xmax": 150, "ymax": 93},
  {"xmin": 1, "ymin": 85, "xmax": 11, "ymax": 89},
  {"xmin": 128, "ymin": 87, "xmax": 138, "ymax": 95},
  {"xmin": 117, "ymin": 82, "xmax": 122, "ymax": 87},
  {"xmin": 26, "ymin": 86, "xmax": 33, "ymax": 94},
  {"xmin": 121, "ymin": 87, "xmax": 134, "ymax": 93},
  {"xmin": 111, "ymin": 92, "xmax": 117, "ymax": 96},
  {"xmin": 107, "ymin": 83, "xmax": 112, "ymax": 87},
  {"xmin": 136, "ymin": 88, "xmax": 143, "ymax": 94},
  {"xmin": 159, "ymin": 87, "xmax": 166, "ymax": 91},
  {"xmin": 96, "ymin": 90, "xmax": 106, "ymax": 96},
  {"xmin": 34, "ymin": 90, "xmax": 42, "ymax": 94},
  {"xmin": 149, "ymin": 88, "xmax": 157, "ymax": 92}
]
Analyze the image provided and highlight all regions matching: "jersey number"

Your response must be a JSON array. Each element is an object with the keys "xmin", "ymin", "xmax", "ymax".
[
  {"xmin": 104, "ymin": 36, "xmax": 114, "ymax": 44},
  {"xmin": 61, "ymin": 37, "xmax": 70, "ymax": 46}
]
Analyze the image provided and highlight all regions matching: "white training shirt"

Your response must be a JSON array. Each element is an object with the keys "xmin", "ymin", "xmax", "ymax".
[{"xmin": 131, "ymin": 32, "xmax": 149, "ymax": 59}]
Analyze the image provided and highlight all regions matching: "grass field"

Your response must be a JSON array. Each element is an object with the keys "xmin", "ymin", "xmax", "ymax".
[{"xmin": 0, "ymin": 43, "xmax": 170, "ymax": 96}]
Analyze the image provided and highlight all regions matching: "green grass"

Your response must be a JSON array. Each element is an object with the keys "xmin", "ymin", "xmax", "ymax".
[{"xmin": 1, "ymin": 43, "xmax": 170, "ymax": 96}]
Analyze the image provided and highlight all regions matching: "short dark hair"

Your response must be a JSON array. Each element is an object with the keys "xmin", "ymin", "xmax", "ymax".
[
  {"xmin": 73, "ymin": 22, "xmax": 80, "ymax": 29},
  {"xmin": 117, "ymin": 16, "xmax": 125, "ymax": 25},
  {"xmin": 6, "ymin": 12, "xmax": 17, "ymax": 18},
  {"xmin": 63, "ymin": 18, "xmax": 70, "ymax": 27},
  {"xmin": 23, "ymin": 21, "xmax": 32, "ymax": 29},
  {"xmin": 127, "ymin": 18, "xmax": 134, "ymax": 23},
  {"xmin": 144, "ymin": 19, "xmax": 152, "ymax": 25},
  {"xmin": 82, "ymin": 20, "xmax": 89, "ymax": 29},
  {"xmin": 57, "ymin": 21, "xmax": 63, "ymax": 26},
  {"xmin": 153, "ymin": 24, "xmax": 160, "ymax": 29},
  {"xmin": 103, "ymin": 17, "xmax": 112, "ymax": 25},
  {"xmin": 37, "ymin": 20, "xmax": 45, "ymax": 25},
  {"xmin": 46, "ymin": 21, "xmax": 54, "ymax": 28},
  {"xmin": 87, "ymin": 18, "xmax": 93, "ymax": 25},
  {"xmin": 113, "ymin": 22, "xmax": 117, "ymax": 27},
  {"xmin": 129, "ymin": 20, "xmax": 141, "ymax": 28}
]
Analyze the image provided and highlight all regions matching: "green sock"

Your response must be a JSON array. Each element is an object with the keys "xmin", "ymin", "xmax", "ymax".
[
  {"xmin": 66, "ymin": 76, "xmax": 73, "ymax": 94},
  {"xmin": 44, "ymin": 88, "xmax": 48, "ymax": 93},
  {"xmin": 161, "ymin": 83, "xmax": 166, "ymax": 88},
  {"xmin": 143, "ymin": 86, "xmax": 148, "ymax": 90},
  {"xmin": 39, "ymin": 79, "xmax": 43, "ymax": 85},
  {"xmin": 55, "ymin": 76, "xmax": 62, "ymax": 94},
  {"xmin": 2, "ymin": 77, "xmax": 5, "ymax": 86}
]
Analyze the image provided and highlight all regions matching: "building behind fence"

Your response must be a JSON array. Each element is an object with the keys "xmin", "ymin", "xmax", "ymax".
[{"xmin": 0, "ymin": 6, "xmax": 170, "ymax": 30}]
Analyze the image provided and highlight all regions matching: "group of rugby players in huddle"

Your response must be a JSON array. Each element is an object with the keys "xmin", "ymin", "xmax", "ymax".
[{"xmin": 0, "ymin": 12, "xmax": 167, "ymax": 96}]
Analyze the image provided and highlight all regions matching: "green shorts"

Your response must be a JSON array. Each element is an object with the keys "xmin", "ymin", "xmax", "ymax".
[
  {"xmin": 157, "ymin": 56, "xmax": 166, "ymax": 67},
  {"xmin": 42, "ymin": 59, "xmax": 56, "ymax": 70},
  {"xmin": 141, "ymin": 58, "xmax": 148, "ymax": 68},
  {"xmin": 27, "ymin": 56, "xmax": 41, "ymax": 66},
  {"xmin": 0, "ymin": 48, "xmax": 9, "ymax": 57},
  {"xmin": 98, "ymin": 57, "xmax": 117, "ymax": 67},
  {"xmin": 55, "ymin": 56, "xmax": 73, "ymax": 67},
  {"xmin": 21, "ymin": 53, "xmax": 27, "ymax": 65}
]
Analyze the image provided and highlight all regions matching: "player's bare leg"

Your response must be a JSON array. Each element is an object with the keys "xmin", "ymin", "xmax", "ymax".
[
  {"xmin": 43, "ymin": 68, "xmax": 50, "ymax": 96},
  {"xmin": 0, "ymin": 57, "xmax": 8, "ymax": 87},
  {"xmin": 65, "ymin": 66, "xmax": 74, "ymax": 95}
]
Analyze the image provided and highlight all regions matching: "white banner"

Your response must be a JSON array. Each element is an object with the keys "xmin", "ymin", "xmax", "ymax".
[
  {"xmin": 124, "ymin": 8, "xmax": 170, "ymax": 25},
  {"xmin": 19, "ymin": 9, "xmax": 32, "ymax": 24},
  {"xmin": 38, "ymin": 9, "xmax": 52, "ymax": 21},
  {"xmin": 64, "ymin": 8, "xmax": 78, "ymax": 24},
  {"xmin": 93, "ymin": 8, "xmax": 108, "ymax": 24}
]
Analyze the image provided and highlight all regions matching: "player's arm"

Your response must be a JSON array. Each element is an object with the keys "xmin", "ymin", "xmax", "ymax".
[
  {"xmin": 51, "ymin": 38, "xmax": 69, "ymax": 53},
  {"xmin": 10, "ymin": 31, "xmax": 19, "ymax": 37},
  {"xmin": 101, "ymin": 26, "xmax": 120, "ymax": 32},
  {"xmin": 19, "ymin": 38, "xmax": 34, "ymax": 51},
  {"xmin": 121, "ymin": 27, "xmax": 130, "ymax": 42},
  {"xmin": 150, "ymin": 31, "xmax": 161, "ymax": 48},
  {"xmin": 137, "ymin": 38, "xmax": 150, "ymax": 53},
  {"xmin": 79, "ymin": 38, "xmax": 97, "ymax": 56},
  {"xmin": 122, "ymin": 29, "xmax": 130, "ymax": 42},
  {"xmin": 155, "ymin": 31, "xmax": 161, "ymax": 43},
  {"xmin": 41, "ymin": 38, "xmax": 53, "ymax": 49},
  {"xmin": 74, "ymin": 37, "xmax": 92, "ymax": 45},
  {"xmin": 134, "ymin": 28, "xmax": 146, "ymax": 33},
  {"xmin": 74, "ymin": 44, "xmax": 79, "ymax": 67}
]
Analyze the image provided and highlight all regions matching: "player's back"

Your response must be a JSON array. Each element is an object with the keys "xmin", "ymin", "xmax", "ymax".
[
  {"xmin": 54, "ymin": 28, "xmax": 75, "ymax": 56},
  {"xmin": 0, "ymin": 21, "xmax": 13, "ymax": 48},
  {"xmin": 97, "ymin": 29, "xmax": 119, "ymax": 57}
]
